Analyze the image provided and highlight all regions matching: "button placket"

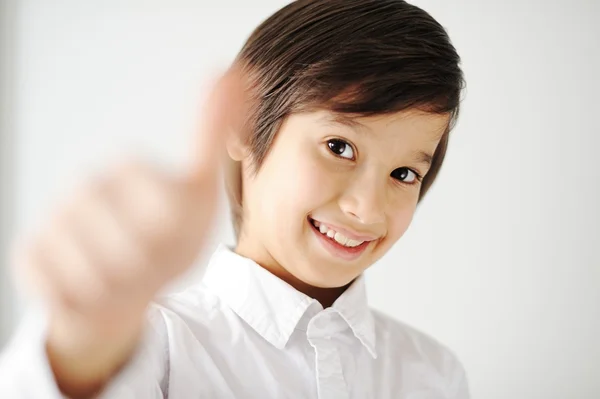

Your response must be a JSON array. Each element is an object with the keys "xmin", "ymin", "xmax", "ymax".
[{"xmin": 307, "ymin": 312, "xmax": 349, "ymax": 399}]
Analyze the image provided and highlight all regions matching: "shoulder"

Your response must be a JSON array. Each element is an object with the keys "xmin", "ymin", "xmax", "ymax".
[
  {"xmin": 147, "ymin": 282, "xmax": 242, "ymax": 345},
  {"xmin": 151, "ymin": 282, "xmax": 224, "ymax": 323},
  {"xmin": 371, "ymin": 309, "xmax": 470, "ymax": 398}
]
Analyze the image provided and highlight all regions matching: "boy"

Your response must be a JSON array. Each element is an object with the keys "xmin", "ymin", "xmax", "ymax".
[{"xmin": 0, "ymin": 0, "xmax": 468, "ymax": 397}]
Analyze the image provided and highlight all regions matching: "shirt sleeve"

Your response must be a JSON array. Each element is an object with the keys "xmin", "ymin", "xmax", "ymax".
[
  {"xmin": 0, "ymin": 305, "xmax": 170, "ymax": 399},
  {"xmin": 446, "ymin": 352, "xmax": 470, "ymax": 399}
]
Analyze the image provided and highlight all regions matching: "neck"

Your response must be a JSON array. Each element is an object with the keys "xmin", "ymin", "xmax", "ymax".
[
  {"xmin": 234, "ymin": 239, "xmax": 349, "ymax": 308},
  {"xmin": 269, "ymin": 269, "xmax": 350, "ymax": 309}
]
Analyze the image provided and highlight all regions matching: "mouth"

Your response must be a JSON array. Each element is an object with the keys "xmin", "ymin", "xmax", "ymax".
[{"xmin": 308, "ymin": 217, "xmax": 373, "ymax": 261}]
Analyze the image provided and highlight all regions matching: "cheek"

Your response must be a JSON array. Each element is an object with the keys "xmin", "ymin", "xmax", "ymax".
[
  {"xmin": 386, "ymin": 201, "xmax": 418, "ymax": 242},
  {"xmin": 295, "ymin": 154, "xmax": 339, "ymax": 207},
  {"xmin": 257, "ymin": 148, "xmax": 334, "ymax": 223},
  {"xmin": 286, "ymin": 147, "xmax": 339, "ymax": 203}
]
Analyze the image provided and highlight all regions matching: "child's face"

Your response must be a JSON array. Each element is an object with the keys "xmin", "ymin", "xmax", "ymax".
[{"xmin": 236, "ymin": 108, "xmax": 449, "ymax": 288}]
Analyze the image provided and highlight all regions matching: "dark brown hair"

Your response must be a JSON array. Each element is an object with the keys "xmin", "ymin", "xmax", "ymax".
[{"xmin": 227, "ymin": 0, "xmax": 465, "ymax": 237}]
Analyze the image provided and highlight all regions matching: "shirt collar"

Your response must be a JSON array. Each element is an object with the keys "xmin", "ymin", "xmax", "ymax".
[
  {"xmin": 202, "ymin": 244, "xmax": 377, "ymax": 358},
  {"xmin": 331, "ymin": 273, "xmax": 377, "ymax": 358}
]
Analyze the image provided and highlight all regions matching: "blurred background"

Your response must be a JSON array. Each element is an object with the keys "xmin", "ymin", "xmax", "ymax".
[{"xmin": 0, "ymin": 0, "xmax": 598, "ymax": 398}]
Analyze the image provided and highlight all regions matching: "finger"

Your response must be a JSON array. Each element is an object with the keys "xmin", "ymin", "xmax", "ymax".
[
  {"xmin": 186, "ymin": 65, "xmax": 247, "ymax": 186},
  {"xmin": 108, "ymin": 161, "xmax": 181, "ymax": 248},
  {"xmin": 70, "ymin": 178, "xmax": 156, "ymax": 300},
  {"xmin": 39, "ymin": 215, "xmax": 109, "ymax": 312},
  {"xmin": 110, "ymin": 164, "xmax": 210, "ymax": 282},
  {"xmin": 10, "ymin": 238, "xmax": 66, "ymax": 311}
]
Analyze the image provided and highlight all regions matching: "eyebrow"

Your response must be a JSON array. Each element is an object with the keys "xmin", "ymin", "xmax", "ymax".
[
  {"xmin": 321, "ymin": 113, "xmax": 434, "ymax": 166},
  {"xmin": 321, "ymin": 113, "xmax": 367, "ymax": 133},
  {"xmin": 413, "ymin": 151, "xmax": 433, "ymax": 167}
]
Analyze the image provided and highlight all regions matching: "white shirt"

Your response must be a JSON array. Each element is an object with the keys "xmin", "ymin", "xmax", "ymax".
[{"xmin": 0, "ymin": 244, "xmax": 469, "ymax": 398}]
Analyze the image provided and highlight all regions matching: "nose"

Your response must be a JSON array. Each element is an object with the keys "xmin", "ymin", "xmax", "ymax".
[{"xmin": 338, "ymin": 172, "xmax": 386, "ymax": 226}]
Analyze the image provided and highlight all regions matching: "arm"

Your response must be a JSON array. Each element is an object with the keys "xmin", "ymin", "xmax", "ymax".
[{"xmin": 0, "ymin": 305, "xmax": 169, "ymax": 399}]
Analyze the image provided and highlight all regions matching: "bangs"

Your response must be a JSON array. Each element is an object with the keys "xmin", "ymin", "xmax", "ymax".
[{"xmin": 290, "ymin": 44, "xmax": 464, "ymax": 120}]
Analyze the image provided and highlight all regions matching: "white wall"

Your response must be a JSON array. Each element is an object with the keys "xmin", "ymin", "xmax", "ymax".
[
  {"xmin": 0, "ymin": 0, "xmax": 18, "ymax": 347},
  {"xmin": 1, "ymin": 1, "xmax": 598, "ymax": 398}
]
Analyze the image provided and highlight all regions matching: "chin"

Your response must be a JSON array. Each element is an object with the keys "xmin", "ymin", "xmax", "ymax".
[{"xmin": 296, "ymin": 257, "xmax": 363, "ymax": 289}]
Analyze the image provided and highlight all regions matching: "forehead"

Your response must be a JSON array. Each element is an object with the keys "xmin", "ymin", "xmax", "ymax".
[{"xmin": 320, "ymin": 109, "xmax": 449, "ymax": 143}]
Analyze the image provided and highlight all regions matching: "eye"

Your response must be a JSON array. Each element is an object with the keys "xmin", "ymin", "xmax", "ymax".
[
  {"xmin": 391, "ymin": 167, "xmax": 419, "ymax": 184},
  {"xmin": 327, "ymin": 139, "xmax": 355, "ymax": 160}
]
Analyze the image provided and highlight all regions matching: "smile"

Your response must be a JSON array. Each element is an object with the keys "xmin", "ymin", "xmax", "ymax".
[{"xmin": 308, "ymin": 217, "xmax": 373, "ymax": 261}]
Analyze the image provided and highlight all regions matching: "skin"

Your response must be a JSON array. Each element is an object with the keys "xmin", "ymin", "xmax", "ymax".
[{"xmin": 232, "ymin": 108, "xmax": 449, "ymax": 307}]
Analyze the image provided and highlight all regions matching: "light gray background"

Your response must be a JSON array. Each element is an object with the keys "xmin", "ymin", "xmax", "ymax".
[{"xmin": 1, "ymin": 1, "xmax": 598, "ymax": 398}]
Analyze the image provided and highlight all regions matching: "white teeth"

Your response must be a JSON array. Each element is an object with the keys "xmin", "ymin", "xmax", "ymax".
[
  {"xmin": 346, "ymin": 238, "xmax": 363, "ymax": 247},
  {"xmin": 312, "ymin": 219, "xmax": 365, "ymax": 248},
  {"xmin": 334, "ymin": 232, "xmax": 348, "ymax": 246}
]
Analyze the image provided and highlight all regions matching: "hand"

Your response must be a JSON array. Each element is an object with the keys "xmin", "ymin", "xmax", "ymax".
[{"xmin": 11, "ymin": 66, "xmax": 246, "ymax": 398}]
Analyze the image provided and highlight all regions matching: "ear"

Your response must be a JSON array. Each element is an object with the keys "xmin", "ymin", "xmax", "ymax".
[{"xmin": 226, "ymin": 130, "xmax": 250, "ymax": 162}]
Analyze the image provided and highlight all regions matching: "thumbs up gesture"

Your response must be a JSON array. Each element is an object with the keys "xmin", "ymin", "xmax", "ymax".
[{"xmin": 11, "ymin": 67, "xmax": 246, "ymax": 398}]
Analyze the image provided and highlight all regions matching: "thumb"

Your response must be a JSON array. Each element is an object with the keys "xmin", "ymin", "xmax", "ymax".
[{"xmin": 185, "ymin": 65, "xmax": 246, "ymax": 186}]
